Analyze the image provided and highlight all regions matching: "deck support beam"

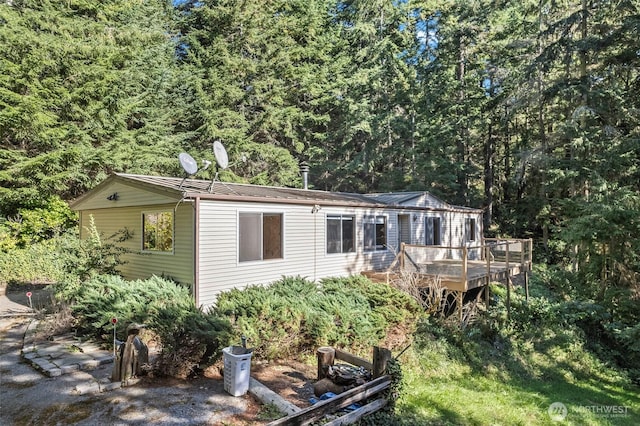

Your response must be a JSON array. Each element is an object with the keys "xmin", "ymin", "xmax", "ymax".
[{"xmin": 484, "ymin": 285, "xmax": 490, "ymax": 307}]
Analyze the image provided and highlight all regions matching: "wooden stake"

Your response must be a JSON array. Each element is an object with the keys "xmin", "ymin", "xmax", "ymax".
[
  {"xmin": 372, "ymin": 347, "xmax": 392, "ymax": 379},
  {"xmin": 316, "ymin": 346, "xmax": 335, "ymax": 380}
]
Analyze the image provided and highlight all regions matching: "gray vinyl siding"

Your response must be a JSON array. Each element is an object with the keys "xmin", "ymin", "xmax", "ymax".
[
  {"xmin": 78, "ymin": 203, "xmax": 194, "ymax": 286},
  {"xmin": 197, "ymin": 202, "xmax": 396, "ymax": 309}
]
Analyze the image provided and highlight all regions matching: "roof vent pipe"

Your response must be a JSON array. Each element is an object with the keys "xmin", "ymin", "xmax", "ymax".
[{"xmin": 299, "ymin": 162, "xmax": 310, "ymax": 190}]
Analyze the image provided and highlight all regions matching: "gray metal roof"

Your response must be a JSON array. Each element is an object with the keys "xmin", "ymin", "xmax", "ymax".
[
  {"xmin": 365, "ymin": 191, "xmax": 439, "ymax": 205},
  {"xmin": 116, "ymin": 173, "xmax": 382, "ymax": 207},
  {"xmin": 90, "ymin": 173, "xmax": 482, "ymax": 212}
]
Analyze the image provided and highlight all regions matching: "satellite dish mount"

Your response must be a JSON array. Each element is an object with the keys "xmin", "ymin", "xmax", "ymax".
[{"xmin": 208, "ymin": 140, "xmax": 229, "ymax": 192}]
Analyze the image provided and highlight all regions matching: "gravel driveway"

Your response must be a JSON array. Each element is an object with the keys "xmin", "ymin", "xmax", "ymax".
[{"xmin": 0, "ymin": 286, "xmax": 257, "ymax": 426}]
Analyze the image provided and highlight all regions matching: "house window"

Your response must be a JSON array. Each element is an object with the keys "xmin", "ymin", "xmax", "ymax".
[
  {"xmin": 142, "ymin": 211, "xmax": 173, "ymax": 252},
  {"xmin": 239, "ymin": 212, "xmax": 283, "ymax": 262},
  {"xmin": 327, "ymin": 215, "xmax": 355, "ymax": 254},
  {"xmin": 364, "ymin": 215, "xmax": 387, "ymax": 251},
  {"xmin": 466, "ymin": 218, "xmax": 477, "ymax": 242},
  {"xmin": 425, "ymin": 217, "xmax": 441, "ymax": 246}
]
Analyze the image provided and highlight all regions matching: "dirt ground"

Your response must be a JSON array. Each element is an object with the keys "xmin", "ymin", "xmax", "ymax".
[
  {"xmin": 210, "ymin": 358, "xmax": 317, "ymax": 425},
  {"xmin": 0, "ymin": 284, "xmax": 319, "ymax": 425}
]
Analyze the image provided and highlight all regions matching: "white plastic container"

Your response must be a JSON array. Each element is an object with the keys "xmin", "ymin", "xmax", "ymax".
[{"xmin": 222, "ymin": 346, "xmax": 253, "ymax": 396}]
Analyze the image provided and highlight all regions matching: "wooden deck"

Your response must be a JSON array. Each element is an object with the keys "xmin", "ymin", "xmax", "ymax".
[{"xmin": 363, "ymin": 238, "xmax": 533, "ymax": 293}]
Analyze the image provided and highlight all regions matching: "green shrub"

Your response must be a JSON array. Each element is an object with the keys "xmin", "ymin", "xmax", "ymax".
[
  {"xmin": 213, "ymin": 275, "xmax": 421, "ymax": 359},
  {"xmin": 61, "ymin": 274, "xmax": 231, "ymax": 378},
  {"xmin": 0, "ymin": 236, "xmax": 69, "ymax": 285},
  {"xmin": 60, "ymin": 215, "xmax": 132, "ymax": 284},
  {"xmin": 0, "ymin": 214, "xmax": 129, "ymax": 287},
  {"xmin": 1, "ymin": 196, "xmax": 77, "ymax": 249}
]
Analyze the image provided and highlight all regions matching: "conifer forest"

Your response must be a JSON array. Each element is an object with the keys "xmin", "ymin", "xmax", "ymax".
[{"xmin": 1, "ymin": 0, "xmax": 639, "ymax": 388}]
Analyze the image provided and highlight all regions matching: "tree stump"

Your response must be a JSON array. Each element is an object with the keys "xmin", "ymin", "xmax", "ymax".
[
  {"xmin": 316, "ymin": 346, "xmax": 335, "ymax": 380},
  {"xmin": 372, "ymin": 347, "xmax": 392, "ymax": 378}
]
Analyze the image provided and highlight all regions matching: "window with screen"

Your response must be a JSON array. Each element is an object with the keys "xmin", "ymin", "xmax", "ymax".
[
  {"xmin": 425, "ymin": 216, "xmax": 442, "ymax": 246},
  {"xmin": 364, "ymin": 215, "xmax": 387, "ymax": 251},
  {"xmin": 142, "ymin": 211, "xmax": 173, "ymax": 252},
  {"xmin": 239, "ymin": 212, "xmax": 283, "ymax": 262},
  {"xmin": 326, "ymin": 215, "xmax": 355, "ymax": 254}
]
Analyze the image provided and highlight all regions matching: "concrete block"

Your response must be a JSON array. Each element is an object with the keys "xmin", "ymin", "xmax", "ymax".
[
  {"xmin": 79, "ymin": 359, "xmax": 101, "ymax": 371},
  {"xmin": 60, "ymin": 364, "xmax": 80, "ymax": 374},
  {"xmin": 46, "ymin": 368, "xmax": 62, "ymax": 377},
  {"xmin": 32, "ymin": 358, "xmax": 56, "ymax": 371},
  {"xmin": 75, "ymin": 382, "xmax": 100, "ymax": 395},
  {"xmin": 99, "ymin": 381, "xmax": 122, "ymax": 392},
  {"xmin": 22, "ymin": 351, "xmax": 38, "ymax": 360},
  {"xmin": 95, "ymin": 355, "xmax": 115, "ymax": 365}
]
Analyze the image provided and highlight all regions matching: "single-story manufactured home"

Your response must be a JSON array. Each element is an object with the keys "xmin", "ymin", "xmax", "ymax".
[{"xmin": 70, "ymin": 173, "xmax": 484, "ymax": 309}]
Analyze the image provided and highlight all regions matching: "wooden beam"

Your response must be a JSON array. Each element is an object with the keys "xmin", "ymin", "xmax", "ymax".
[
  {"xmin": 334, "ymin": 348, "xmax": 373, "ymax": 371},
  {"xmin": 266, "ymin": 375, "xmax": 391, "ymax": 426},
  {"xmin": 322, "ymin": 398, "xmax": 388, "ymax": 426},
  {"xmin": 249, "ymin": 377, "xmax": 302, "ymax": 416}
]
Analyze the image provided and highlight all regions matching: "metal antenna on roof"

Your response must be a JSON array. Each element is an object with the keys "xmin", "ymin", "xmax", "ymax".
[{"xmin": 208, "ymin": 140, "xmax": 229, "ymax": 192}]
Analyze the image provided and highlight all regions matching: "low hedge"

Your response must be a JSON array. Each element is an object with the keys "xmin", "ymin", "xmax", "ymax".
[
  {"xmin": 59, "ymin": 274, "xmax": 231, "ymax": 378},
  {"xmin": 214, "ymin": 275, "xmax": 421, "ymax": 359}
]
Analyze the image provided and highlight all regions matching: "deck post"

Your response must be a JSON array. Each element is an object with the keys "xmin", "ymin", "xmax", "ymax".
[
  {"xmin": 484, "ymin": 285, "xmax": 490, "ymax": 307},
  {"xmin": 506, "ymin": 242, "xmax": 511, "ymax": 319},
  {"xmin": 485, "ymin": 245, "xmax": 491, "ymax": 287},
  {"xmin": 400, "ymin": 242, "xmax": 405, "ymax": 270},
  {"xmin": 524, "ymin": 271, "xmax": 530, "ymax": 301},
  {"xmin": 462, "ymin": 247, "xmax": 468, "ymax": 289}
]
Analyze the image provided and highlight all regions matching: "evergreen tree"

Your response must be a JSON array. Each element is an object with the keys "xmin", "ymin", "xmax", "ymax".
[
  {"xmin": 176, "ymin": 0, "xmax": 339, "ymax": 187},
  {"xmin": 0, "ymin": 0, "xmax": 185, "ymax": 213}
]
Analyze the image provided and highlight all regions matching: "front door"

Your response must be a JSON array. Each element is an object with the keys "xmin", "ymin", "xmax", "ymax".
[{"xmin": 397, "ymin": 214, "xmax": 411, "ymax": 251}]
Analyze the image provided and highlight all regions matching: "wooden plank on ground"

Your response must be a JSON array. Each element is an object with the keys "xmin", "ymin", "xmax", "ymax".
[
  {"xmin": 322, "ymin": 398, "xmax": 388, "ymax": 426},
  {"xmin": 266, "ymin": 375, "xmax": 391, "ymax": 426},
  {"xmin": 334, "ymin": 348, "xmax": 373, "ymax": 371},
  {"xmin": 249, "ymin": 377, "xmax": 302, "ymax": 416}
]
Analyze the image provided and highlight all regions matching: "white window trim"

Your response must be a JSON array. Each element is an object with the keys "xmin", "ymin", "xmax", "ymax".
[
  {"xmin": 141, "ymin": 209, "xmax": 175, "ymax": 254},
  {"xmin": 237, "ymin": 210, "xmax": 286, "ymax": 264},
  {"xmin": 325, "ymin": 213, "xmax": 356, "ymax": 255},
  {"xmin": 363, "ymin": 214, "xmax": 389, "ymax": 252}
]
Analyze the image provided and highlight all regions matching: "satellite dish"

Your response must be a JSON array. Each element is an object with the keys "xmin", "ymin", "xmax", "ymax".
[
  {"xmin": 179, "ymin": 152, "xmax": 198, "ymax": 175},
  {"xmin": 213, "ymin": 140, "xmax": 229, "ymax": 169}
]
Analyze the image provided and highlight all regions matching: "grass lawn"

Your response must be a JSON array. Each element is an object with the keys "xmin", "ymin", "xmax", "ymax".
[
  {"xmin": 394, "ymin": 284, "xmax": 640, "ymax": 425},
  {"xmin": 399, "ymin": 351, "xmax": 639, "ymax": 425}
]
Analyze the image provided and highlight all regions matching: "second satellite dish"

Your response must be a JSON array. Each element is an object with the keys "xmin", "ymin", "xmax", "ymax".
[
  {"xmin": 179, "ymin": 152, "xmax": 198, "ymax": 175},
  {"xmin": 213, "ymin": 140, "xmax": 229, "ymax": 169}
]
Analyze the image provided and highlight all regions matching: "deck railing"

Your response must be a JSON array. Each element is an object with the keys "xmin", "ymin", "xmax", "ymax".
[{"xmin": 391, "ymin": 238, "xmax": 533, "ymax": 286}]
